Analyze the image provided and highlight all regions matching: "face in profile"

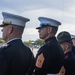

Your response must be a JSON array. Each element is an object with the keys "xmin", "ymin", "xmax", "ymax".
[{"xmin": 38, "ymin": 27, "xmax": 49, "ymax": 40}]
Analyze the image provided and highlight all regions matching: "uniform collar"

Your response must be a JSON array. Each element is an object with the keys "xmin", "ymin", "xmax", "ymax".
[
  {"xmin": 64, "ymin": 50, "xmax": 72, "ymax": 56},
  {"xmin": 45, "ymin": 36, "xmax": 56, "ymax": 43},
  {"xmin": 7, "ymin": 38, "xmax": 21, "ymax": 44}
]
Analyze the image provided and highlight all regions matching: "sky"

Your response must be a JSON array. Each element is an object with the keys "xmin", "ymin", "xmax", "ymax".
[{"xmin": 0, "ymin": 0, "xmax": 75, "ymax": 41}]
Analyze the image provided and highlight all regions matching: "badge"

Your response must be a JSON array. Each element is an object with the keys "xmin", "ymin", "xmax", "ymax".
[
  {"xmin": 0, "ymin": 43, "xmax": 9, "ymax": 48},
  {"xmin": 36, "ymin": 53, "xmax": 45, "ymax": 68}
]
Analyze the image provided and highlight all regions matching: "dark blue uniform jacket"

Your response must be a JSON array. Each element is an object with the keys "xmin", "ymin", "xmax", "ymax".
[
  {"xmin": 35, "ymin": 37, "xmax": 64, "ymax": 75},
  {"xmin": 64, "ymin": 51, "xmax": 75, "ymax": 75},
  {"xmin": 0, "ymin": 39, "xmax": 35, "ymax": 75}
]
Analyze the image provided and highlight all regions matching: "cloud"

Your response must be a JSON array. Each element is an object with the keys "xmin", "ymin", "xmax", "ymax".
[
  {"xmin": 22, "ymin": 28, "xmax": 39, "ymax": 41},
  {"xmin": 24, "ymin": 28, "xmax": 38, "ymax": 35},
  {"xmin": 57, "ymin": 23, "xmax": 75, "ymax": 35},
  {"xmin": 22, "ymin": 8, "xmax": 63, "ymax": 27},
  {"xmin": 0, "ymin": 0, "xmax": 75, "ymax": 41},
  {"xmin": 0, "ymin": 0, "xmax": 68, "ymax": 11}
]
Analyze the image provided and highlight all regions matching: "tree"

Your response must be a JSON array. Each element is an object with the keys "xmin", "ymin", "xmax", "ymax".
[
  {"xmin": 0, "ymin": 38, "xmax": 5, "ymax": 43},
  {"xmin": 34, "ymin": 39, "xmax": 44, "ymax": 45},
  {"xmin": 23, "ymin": 39, "xmax": 44, "ymax": 46},
  {"xmin": 23, "ymin": 40, "xmax": 34, "ymax": 46}
]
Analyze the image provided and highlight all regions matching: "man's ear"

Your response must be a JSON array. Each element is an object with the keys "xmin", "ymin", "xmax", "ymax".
[
  {"xmin": 47, "ymin": 26, "xmax": 52, "ymax": 34},
  {"xmin": 9, "ymin": 25, "xmax": 13, "ymax": 34},
  {"xmin": 65, "ymin": 44, "xmax": 68, "ymax": 50}
]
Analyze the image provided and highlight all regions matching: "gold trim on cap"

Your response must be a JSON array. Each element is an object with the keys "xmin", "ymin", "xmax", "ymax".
[{"xmin": 3, "ymin": 21, "xmax": 11, "ymax": 25}]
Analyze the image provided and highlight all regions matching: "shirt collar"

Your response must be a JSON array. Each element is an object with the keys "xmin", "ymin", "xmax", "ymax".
[{"xmin": 7, "ymin": 38, "xmax": 21, "ymax": 44}]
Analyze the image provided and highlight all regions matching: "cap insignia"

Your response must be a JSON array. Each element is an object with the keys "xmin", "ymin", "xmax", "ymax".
[{"xmin": 3, "ymin": 21, "xmax": 11, "ymax": 25}]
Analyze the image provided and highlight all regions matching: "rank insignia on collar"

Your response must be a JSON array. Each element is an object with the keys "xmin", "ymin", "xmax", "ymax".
[
  {"xmin": 0, "ymin": 43, "xmax": 9, "ymax": 48},
  {"xmin": 36, "ymin": 53, "xmax": 45, "ymax": 68}
]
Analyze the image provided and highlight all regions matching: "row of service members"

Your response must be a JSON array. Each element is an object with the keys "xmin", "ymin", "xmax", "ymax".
[{"xmin": 0, "ymin": 11, "xmax": 75, "ymax": 75}]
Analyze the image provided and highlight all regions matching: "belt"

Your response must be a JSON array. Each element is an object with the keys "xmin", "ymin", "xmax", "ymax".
[{"xmin": 47, "ymin": 74, "xmax": 58, "ymax": 75}]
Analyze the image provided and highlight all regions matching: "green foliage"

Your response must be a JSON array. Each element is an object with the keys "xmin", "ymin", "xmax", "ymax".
[
  {"xmin": 23, "ymin": 40, "xmax": 34, "ymax": 46},
  {"xmin": 23, "ymin": 39, "xmax": 44, "ymax": 46},
  {"xmin": 0, "ymin": 38, "xmax": 5, "ymax": 43},
  {"xmin": 34, "ymin": 39, "xmax": 44, "ymax": 45}
]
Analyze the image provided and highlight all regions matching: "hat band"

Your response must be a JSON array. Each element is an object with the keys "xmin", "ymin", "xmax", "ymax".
[
  {"xmin": 3, "ymin": 21, "xmax": 11, "ymax": 25},
  {"xmin": 40, "ymin": 24, "xmax": 51, "ymax": 27},
  {"xmin": 59, "ymin": 40, "xmax": 72, "ymax": 44}
]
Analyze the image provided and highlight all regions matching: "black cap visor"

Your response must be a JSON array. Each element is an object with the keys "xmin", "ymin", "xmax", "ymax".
[{"xmin": 36, "ymin": 24, "xmax": 50, "ymax": 29}]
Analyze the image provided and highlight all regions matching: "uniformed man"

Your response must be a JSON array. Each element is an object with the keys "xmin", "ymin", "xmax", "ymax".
[
  {"xmin": 34, "ymin": 17, "xmax": 64, "ymax": 75},
  {"xmin": 71, "ymin": 34, "xmax": 75, "ymax": 55},
  {"xmin": 0, "ymin": 12, "xmax": 35, "ymax": 75},
  {"xmin": 57, "ymin": 31, "xmax": 75, "ymax": 75}
]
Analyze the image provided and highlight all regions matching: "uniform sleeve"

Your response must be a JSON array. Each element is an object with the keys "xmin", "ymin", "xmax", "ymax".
[
  {"xmin": 34, "ymin": 44, "xmax": 51, "ymax": 75},
  {"xmin": 27, "ymin": 53, "xmax": 35, "ymax": 75}
]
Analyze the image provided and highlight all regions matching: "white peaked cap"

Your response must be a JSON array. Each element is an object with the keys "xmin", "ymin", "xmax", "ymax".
[
  {"xmin": 0, "ymin": 12, "xmax": 30, "ymax": 27},
  {"xmin": 36, "ymin": 17, "xmax": 61, "ymax": 29}
]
